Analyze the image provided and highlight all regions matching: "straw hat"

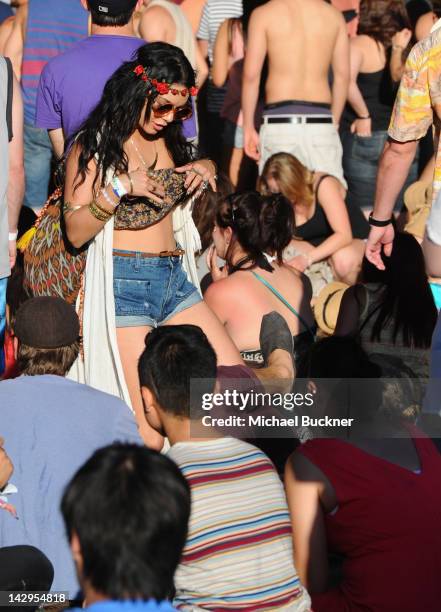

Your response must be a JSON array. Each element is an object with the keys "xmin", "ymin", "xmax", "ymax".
[
  {"xmin": 314, "ymin": 281, "xmax": 350, "ymax": 335},
  {"xmin": 403, "ymin": 180, "xmax": 433, "ymax": 240}
]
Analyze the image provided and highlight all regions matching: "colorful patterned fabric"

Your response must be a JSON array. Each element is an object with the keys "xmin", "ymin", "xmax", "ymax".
[
  {"xmin": 21, "ymin": 188, "xmax": 86, "ymax": 304},
  {"xmin": 114, "ymin": 169, "xmax": 187, "ymax": 230},
  {"xmin": 168, "ymin": 437, "xmax": 311, "ymax": 611},
  {"xmin": 388, "ymin": 27, "xmax": 441, "ymax": 207}
]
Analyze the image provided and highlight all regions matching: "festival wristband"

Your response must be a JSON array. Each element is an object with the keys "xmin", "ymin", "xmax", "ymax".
[
  {"xmin": 8, "ymin": 231, "xmax": 17, "ymax": 241},
  {"xmin": 368, "ymin": 213, "xmax": 394, "ymax": 227},
  {"xmin": 101, "ymin": 186, "xmax": 119, "ymax": 209},
  {"xmin": 111, "ymin": 176, "xmax": 128, "ymax": 199}
]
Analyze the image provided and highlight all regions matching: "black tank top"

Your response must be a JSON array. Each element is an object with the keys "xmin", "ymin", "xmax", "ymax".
[
  {"xmin": 295, "ymin": 175, "xmax": 369, "ymax": 245},
  {"xmin": 341, "ymin": 65, "xmax": 396, "ymax": 132}
]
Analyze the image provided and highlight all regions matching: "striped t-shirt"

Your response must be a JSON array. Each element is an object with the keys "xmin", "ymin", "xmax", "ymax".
[
  {"xmin": 197, "ymin": 0, "xmax": 242, "ymax": 113},
  {"xmin": 168, "ymin": 437, "xmax": 311, "ymax": 611},
  {"xmin": 22, "ymin": 0, "xmax": 88, "ymax": 125}
]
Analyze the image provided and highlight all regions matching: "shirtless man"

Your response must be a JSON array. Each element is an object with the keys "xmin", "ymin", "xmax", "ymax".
[{"xmin": 242, "ymin": 0, "xmax": 349, "ymax": 187}]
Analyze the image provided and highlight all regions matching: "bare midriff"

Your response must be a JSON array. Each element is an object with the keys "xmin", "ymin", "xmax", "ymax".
[{"xmin": 113, "ymin": 213, "xmax": 176, "ymax": 253}]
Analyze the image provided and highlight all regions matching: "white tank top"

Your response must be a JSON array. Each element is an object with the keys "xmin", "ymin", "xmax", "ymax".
[{"xmin": 148, "ymin": 0, "xmax": 196, "ymax": 68}]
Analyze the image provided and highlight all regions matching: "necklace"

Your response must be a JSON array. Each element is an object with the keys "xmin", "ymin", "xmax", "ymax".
[{"xmin": 130, "ymin": 137, "xmax": 158, "ymax": 170}]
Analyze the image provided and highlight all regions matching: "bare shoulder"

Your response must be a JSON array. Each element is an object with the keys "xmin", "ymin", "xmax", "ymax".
[
  {"xmin": 317, "ymin": 0, "xmax": 347, "ymax": 24},
  {"xmin": 141, "ymin": 4, "xmax": 174, "ymax": 26},
  {"xmin": 204, "ymin": 275, "xmax": 235, "ymax": 303},
  {"xmin": 313, "ymin": 171, "xmax": 341, "ymax": 192},
  {"xmin": 352, "ymin": 34, "xmax": 379, "ymax": 51}
]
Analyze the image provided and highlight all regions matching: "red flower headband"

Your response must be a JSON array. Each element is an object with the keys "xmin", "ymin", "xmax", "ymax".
[{"xmin": 133, "ymin": 65, "xmax": 198, "ymax": 97}]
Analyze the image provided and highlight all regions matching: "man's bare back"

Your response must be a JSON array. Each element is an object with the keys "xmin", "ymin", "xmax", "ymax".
[
  {"xmin": 261, "ymin": 0, "xmax": 348, "ymax": 104},
  {"xmin": 242, "ymin": 0, "xmax": 349, "ymax": 162}
]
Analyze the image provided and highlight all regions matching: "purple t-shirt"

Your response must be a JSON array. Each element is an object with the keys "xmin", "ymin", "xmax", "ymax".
[{"xmin": 36, "ymin": 34, "xmax": 196, "ymax": 141}]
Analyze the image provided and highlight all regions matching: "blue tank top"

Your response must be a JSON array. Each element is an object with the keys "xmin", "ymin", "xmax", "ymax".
[{"xmin": 22, "ymin": 0, "xmax": 88, "ymax": 125}]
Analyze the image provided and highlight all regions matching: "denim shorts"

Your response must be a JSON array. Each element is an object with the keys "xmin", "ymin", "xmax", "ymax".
[
  {"xmin": 223, "ymin": 119, "xmax": 244, "ymax": 149},
  {"xmin": 113, "ymin": 249, "xmax": 202, "ymax": 328}
]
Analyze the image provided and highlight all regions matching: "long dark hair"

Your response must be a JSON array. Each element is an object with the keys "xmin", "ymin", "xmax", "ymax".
[
  {"xmin": 72, "ymin": 42, "xmax": 196, "ymax": 193},
  {"xmin": 358, "ymin": 0, "xmax": 411, "ymax": 48},
  {"xmin": 216, "ymin": 191, "xmax": 294, "ymax": 273},
  {"xmin": 192, "ymin": 173, "xmax": 234, "ymax": 253},
  {"xmin": 361, "ymin": 232, "xmax": 437, "ymax": 348}
]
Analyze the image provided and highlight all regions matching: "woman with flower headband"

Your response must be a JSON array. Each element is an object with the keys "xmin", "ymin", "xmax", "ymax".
[{"xmin": 63, "ymin": 43, "xmax": 242, "ymax": 448}]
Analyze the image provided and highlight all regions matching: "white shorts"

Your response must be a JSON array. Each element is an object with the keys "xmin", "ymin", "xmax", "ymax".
[{"xmin": 259, "ymin": 115, "xmax": 347, "ymax": 190}]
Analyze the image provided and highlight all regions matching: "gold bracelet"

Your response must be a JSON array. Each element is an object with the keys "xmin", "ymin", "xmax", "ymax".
[
  {"xmin": 94, "ymin": 198, "xmax": 115, "ymax": 216},
  {"xmin": 88, "ymin": 200, "xmax": 113, "ymax": 222},
  {"xmin": 63, "ymin": 202, "xmax": 83, "ymax": 215}
]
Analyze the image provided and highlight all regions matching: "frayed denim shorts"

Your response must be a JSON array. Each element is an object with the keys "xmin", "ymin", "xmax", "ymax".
[{"xmin": 113, "ymin": 249, "xmax": 201, "ymax": 328}]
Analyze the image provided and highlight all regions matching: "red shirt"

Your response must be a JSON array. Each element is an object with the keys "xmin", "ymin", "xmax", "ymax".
[{"xmin": 297, "ymin": 430, "xmax": 441, "ymax": 611}]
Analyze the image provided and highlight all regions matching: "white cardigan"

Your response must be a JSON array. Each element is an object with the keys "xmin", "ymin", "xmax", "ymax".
[{"xmin": 68, "ymin": 201, "xmax": 202, "ymax": 411}]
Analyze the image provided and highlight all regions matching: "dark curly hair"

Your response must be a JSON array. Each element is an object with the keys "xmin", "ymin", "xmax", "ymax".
[
  {"xmin": 72, "ymin": 42, "xmax": 196, "ymax": 193},
  {"xmin": 358, "ymin": 0, "xmax": 411, "ymax": 48},
  {"xmin": 216, "ymin": 191, "xmax": 294, "ymax": 273}
]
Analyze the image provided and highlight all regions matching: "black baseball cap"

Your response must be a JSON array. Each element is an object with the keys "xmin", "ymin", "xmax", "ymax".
[
  {"xmin": 15, "ymin": 297, "xmax": 80, "ymax": 349},
  {"xmin": 87, "ymin": 0, "xmax": 138, "ymax": 16}
]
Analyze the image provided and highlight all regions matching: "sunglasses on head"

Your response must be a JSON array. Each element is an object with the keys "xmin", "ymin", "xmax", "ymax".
[{"xmin": 152, "ymin": 103, "xmax": 193, "ymax": 121}]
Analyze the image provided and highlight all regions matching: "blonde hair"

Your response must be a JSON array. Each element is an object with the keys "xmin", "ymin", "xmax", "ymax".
[{"xmin": 258, "ymin": 152, "xmax": 315, "ymax": 208}]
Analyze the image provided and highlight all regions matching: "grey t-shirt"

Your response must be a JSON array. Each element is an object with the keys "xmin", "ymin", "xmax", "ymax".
[{"xmin": 0, "ymin": 375, "xmax": 143, "ymax": 597}]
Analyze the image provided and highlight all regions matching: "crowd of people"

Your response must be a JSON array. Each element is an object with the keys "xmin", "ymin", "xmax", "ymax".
[{"xmin": 1, "ymin": 0, "xmax": 441, "ymax": 611}]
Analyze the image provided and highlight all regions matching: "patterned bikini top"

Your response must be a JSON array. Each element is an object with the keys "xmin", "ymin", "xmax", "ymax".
[{"xmin": 114, "ymin": 167, "xmax": 188, "ymax": 230}]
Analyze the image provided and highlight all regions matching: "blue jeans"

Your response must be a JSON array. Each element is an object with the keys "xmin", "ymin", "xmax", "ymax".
[
  {"xmin": 0, "ymin": 277, "xmax": 7, "ymax": 375},
  {"xmin": 24, "ymin": 124, "xmax": 52, "ymax": 210},
  {"xmin": 113, "ymin": 250, "xmax": 201, "ymax": 328},
  {"xmin": 342, "ymin": 131, "xmax": 419, "ymax": 211}
]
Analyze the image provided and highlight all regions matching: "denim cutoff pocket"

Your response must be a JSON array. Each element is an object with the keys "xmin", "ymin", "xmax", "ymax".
[{"xmin": 113, "ymin": 254, "xmax": 154, "ymax": 318}]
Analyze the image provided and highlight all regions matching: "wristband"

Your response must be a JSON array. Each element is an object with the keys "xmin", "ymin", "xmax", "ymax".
[
  {"xmin": 392, "ymin": 44, "xmax": 404, "ymax": 51},
  {"xmin": 8, "ymin": 231, "xmax": 17, "ymax": 241},
  {"xmin": 111, "ymin": 176, "xmax": 128, "ymax": 198},
  {"xmin": 357, "ymin": 114, "xmax": 371, "ymax": 120},
  {"xmin": 368, "ymin": 212, "xmax": 394, "ymax": 227},
  {"xmin": 101, "ymin": 187, "xmax": 119, "ymax": 209}
]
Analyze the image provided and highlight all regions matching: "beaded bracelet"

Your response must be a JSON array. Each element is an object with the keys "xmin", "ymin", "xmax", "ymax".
[{"xmin": 88, "ymin": 200, "xmax": 114, "ymax": 223}]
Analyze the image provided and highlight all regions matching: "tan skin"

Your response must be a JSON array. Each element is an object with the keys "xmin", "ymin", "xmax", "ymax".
[
  {"xmin": 263, "ymin": 173, "xmax": 364, "ymax": 285},
  {"xmin": 204, "ymin": 225, "xmax": 315, "ymax": 353},
  {"xmin": 64, "ymin": 86, "xmax": 242, "ymax": 449}
]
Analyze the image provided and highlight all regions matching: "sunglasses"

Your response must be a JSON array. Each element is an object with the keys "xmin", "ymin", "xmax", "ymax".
[{"xmin": 152, "ymin": 103, "xmax": 193, "ymax": 121}]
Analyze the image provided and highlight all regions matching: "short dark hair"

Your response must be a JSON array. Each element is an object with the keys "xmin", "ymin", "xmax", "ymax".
[
  {"xmin": 16, "ymin": 341, "xmax": 80, "ymax": 377},
  {"xmin": 138, "ymin": 325, "xmax": 217, "ymax": 418},
  {"xmin": 61, "ymin": 444, "xmax": 190, "ymax": 600},
  {"xmin": 89, "ymin": 3, "xmax": 137, "ymax": 27}
]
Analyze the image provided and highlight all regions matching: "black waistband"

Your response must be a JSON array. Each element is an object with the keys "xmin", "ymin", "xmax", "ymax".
[{"xmin": 264, "ymin": 100, "xmax": 332, "ymax": 111}]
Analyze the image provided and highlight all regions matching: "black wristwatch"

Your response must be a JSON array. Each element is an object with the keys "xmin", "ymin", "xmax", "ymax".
[{"xmin": 368, "ymin": 213, "xmax": 394, "ymax": 227}]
